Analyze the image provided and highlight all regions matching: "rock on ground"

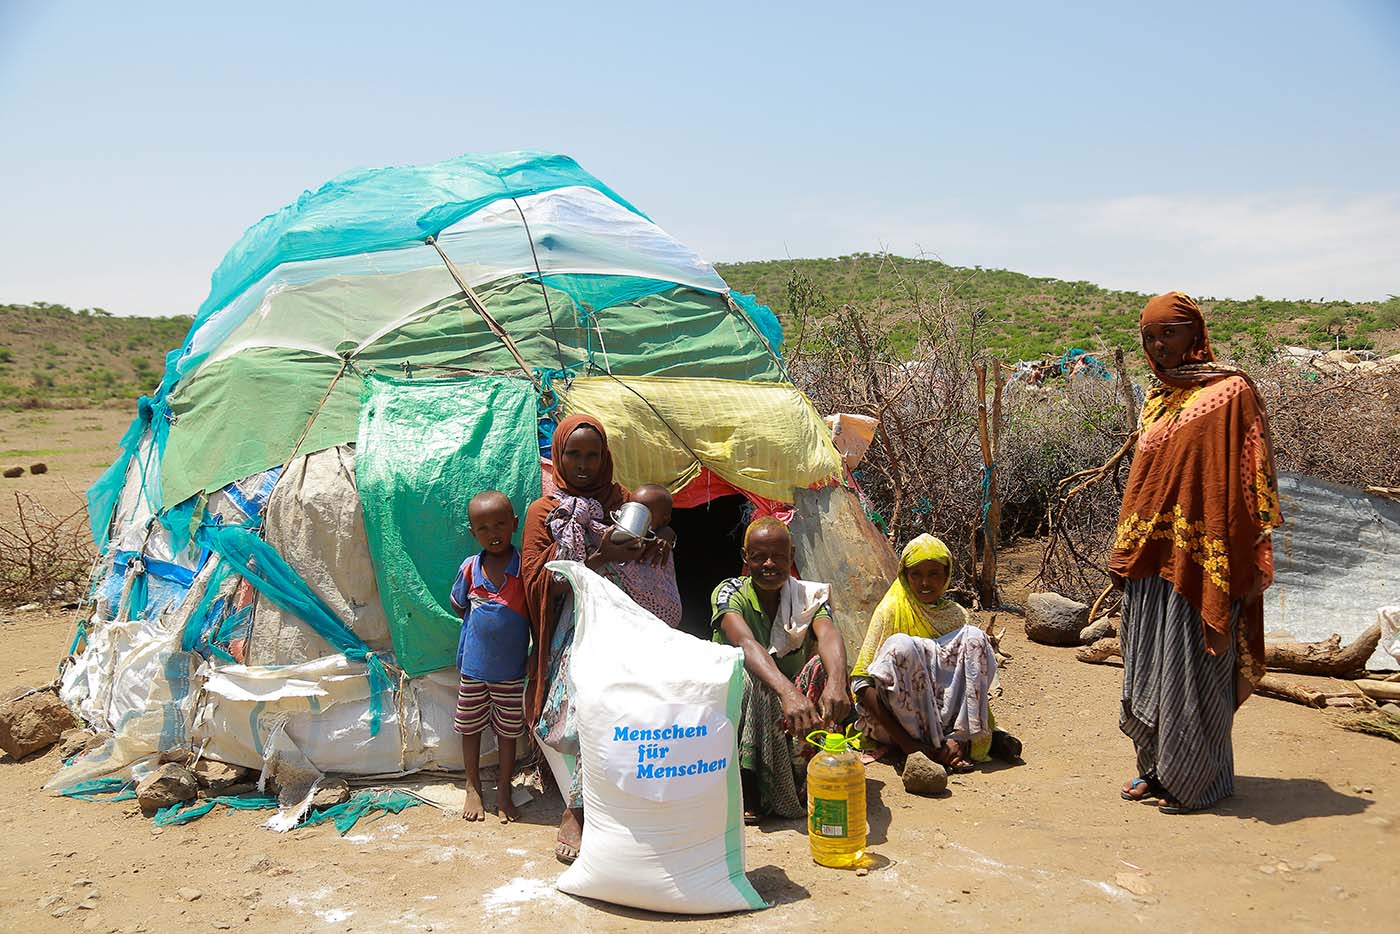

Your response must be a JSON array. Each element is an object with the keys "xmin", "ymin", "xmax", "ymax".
[
  {"xmin": 311, "ymin": 778, "xmax": 351, "ymax": 809},
  {"xmin": 1079, "ymin": 616, "xmax": 1118, "ymax": 645},
  {"xmin": 136, "ymin": 763, "xmax": 198, "ymax": 817},
  {"xmin": 56, "ymin": 729, "xmax": 106, "ymax": 760},
  {"xmin": 901, "ymin": 751, "xmax": 948, "ymax": 796},
  {"xmin": 1025, "ymin": 592, "xmax": 1090, "ymax": 646},
  {"xmin": 191, "ymin": 758, "xmax": 251, "ymax": 793},
  {"xmin": 0, "ymin": 688, "xmax": 77, "ymax": 759}
]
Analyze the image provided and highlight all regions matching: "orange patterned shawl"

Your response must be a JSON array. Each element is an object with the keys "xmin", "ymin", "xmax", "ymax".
[{"xmin": 1109, "ymin": 292, "xmax": 1282, "ymax": 690}]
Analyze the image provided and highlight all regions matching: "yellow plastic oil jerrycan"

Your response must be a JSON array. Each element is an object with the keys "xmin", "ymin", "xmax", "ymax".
[{"xmin": 804, "ymin": 730, "xmax": 867, "ymax": 868}]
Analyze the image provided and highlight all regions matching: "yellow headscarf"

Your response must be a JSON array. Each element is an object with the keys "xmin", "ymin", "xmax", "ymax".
[{"xmin": 851, "ymin": 534, "xmax": 969, "ymax": 678}]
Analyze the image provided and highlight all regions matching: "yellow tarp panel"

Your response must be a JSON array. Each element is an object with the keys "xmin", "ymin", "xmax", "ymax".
[{"xmin": 558, "ymin": 376, "xmax": 843, "ymax": 503}]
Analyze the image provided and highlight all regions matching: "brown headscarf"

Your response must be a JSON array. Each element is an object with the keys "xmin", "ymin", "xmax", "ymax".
[
  {"xmin": 1110, "ymin": 292, "xmax": 1282, "ymax": 701},
  {"xmin": 520, "ymin": 415, "xmax": 630, "ymax": 721},
  {"xmin": 1138, "ymin": 291, "xmax": 1215, "ymax": 385}
]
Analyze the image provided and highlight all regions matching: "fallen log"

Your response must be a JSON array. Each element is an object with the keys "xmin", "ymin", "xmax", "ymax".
[
  {"xmin": 1256, "ymin": 675, "xmax": 1327, "ymax": 708},
  {"xmin": 1073, "ymin": 625, "xmax": 1382, "ymax": 679},
  {"xmin": 1264, "ymin": 623, "xmax": 1381, "ymax": 676},
  {"xmin": 1354, "ymin": 680, "xmax": 1400, "ymax": 703}
]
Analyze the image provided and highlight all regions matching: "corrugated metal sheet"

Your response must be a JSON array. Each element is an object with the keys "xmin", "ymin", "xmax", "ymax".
[{"xmin": 1266, "ymin": 473, "xmax": 1399, "ymax": 671}]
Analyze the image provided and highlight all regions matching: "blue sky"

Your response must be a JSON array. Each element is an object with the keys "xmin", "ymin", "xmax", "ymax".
[{"xmin": 1, "ymin": 0, "xmax": 1397, "ymax": 315}]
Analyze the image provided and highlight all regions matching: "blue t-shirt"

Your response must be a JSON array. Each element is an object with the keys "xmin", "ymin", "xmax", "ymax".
[{"xmin": 450, "ymin": 548, "xmax": 530, "ymax": 683}]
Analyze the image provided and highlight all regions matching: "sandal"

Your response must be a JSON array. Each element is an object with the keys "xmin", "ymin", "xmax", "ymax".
[
  {"xmin": 555, "ymin": 839, "xmax": 580, "ymax": 864},
  {"xmin": 1157, "ymin": 797, "xmax": 1197, "ymax": 815},
  {"xmin": 990, "ymin": 730, "xmax": 1023, "ymax": 763},
  {"xmin": 743, "ymin": 810, "xmax": 762, "ymax": 826},
  {"xmin": 1120, "ymin": 777, "xmax": 1158, "ymax": 802}
]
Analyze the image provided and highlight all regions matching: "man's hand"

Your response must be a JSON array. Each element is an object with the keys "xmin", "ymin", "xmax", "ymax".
[
  {"xmin": 819, "ymin": 681, "xmax": 852, "ymax": 726},
  {"xmin": 778, "ymin": 688, "xmax": 822, "ymax": 738}
]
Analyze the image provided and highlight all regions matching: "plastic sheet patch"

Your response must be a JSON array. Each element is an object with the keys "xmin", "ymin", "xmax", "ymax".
[{"xmin": 356, "ymin": 372, "xmax": 542, "ymax": 677}]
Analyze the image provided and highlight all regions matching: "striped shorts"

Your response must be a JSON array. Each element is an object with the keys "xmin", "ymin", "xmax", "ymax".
[{"xmin": 453, "ymin": 676, "xmax": 526, "ymax": 739}]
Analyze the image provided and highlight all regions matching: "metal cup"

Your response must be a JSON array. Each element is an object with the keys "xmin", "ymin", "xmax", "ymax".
[{"xmin": 609, "ymin": 501, "xmax": 653, "ymax": 543}]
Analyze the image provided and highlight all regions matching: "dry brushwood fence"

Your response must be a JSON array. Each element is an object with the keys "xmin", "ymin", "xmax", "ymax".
[
  {"xmin": 786, "ymin": 262, "xmax": 1134, "ymax": 604},
  {"xmin": 784, "ymin": 260, "xmax": 1400, "ymax": 606},
  {"xmin": 0, "ymin": 492, "xmax": 95, "ymax": 605}
]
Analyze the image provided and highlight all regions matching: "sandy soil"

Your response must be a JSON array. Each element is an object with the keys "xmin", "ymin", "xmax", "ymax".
[
  {"xmin": 0, "ymin": 411, "xmax": 1394, "ymax": 933},
  {"xmin": 0, "ymin": 407, "xmax": 129, "ymax": 522}
]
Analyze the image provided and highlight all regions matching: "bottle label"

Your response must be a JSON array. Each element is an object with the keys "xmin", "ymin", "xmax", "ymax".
[{"xmin": 811, "ymin": 796, "xmax": 848, "ymax": 838}]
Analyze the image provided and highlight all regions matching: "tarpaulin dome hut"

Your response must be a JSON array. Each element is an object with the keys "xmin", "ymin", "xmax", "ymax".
[{"xmin": 53, "ymin": 152, "xmax": 896, "ymax": 801}]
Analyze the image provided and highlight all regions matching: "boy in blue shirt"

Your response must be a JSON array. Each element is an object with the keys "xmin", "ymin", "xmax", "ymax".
[{"xmin": 450, "ymin": 490, "xmax": 530, "ymax": 823}]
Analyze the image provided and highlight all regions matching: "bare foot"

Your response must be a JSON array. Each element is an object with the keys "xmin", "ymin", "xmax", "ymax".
[
  {"xmin": 497, "ymin": 788, "xmax": 519, "ymax": 824},
  {"xmin": 555, "ymin": 807, "xmax": 583, "ymax": 863},
  {"xmin": 462, "ymin": 783, "xmax": 485, "ymax": 822}
]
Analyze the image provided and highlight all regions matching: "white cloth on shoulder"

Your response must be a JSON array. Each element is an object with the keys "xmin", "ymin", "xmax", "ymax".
[{"xmin": 768, "ymin": 578, "xmax": 831, "ymax": 658}]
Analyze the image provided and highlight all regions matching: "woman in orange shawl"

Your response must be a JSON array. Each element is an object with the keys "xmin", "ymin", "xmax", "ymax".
[
  {"xmin": 1111, "ymin": 292, "xmax": 1282, "ymax": 813},
  {"xmin": 520, "ymin": 414, "xmax": 660, "ymax": 862}
]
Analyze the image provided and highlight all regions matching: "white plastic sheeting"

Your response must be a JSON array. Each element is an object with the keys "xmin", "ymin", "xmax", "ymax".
[
  {"xmin": 1266, "ymin": 473, "xmax": 1400, "ymax": 671},
  {"xmin": 193, "ymin": 657, "xmax": 482, "ymax": 776}
]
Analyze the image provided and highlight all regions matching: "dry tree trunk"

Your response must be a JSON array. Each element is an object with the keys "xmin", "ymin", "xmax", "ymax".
[
  {"xmin": 1075, "ymin": 624, "xmax": 1381, "ymax": 677},
  {"xmin": 1265, "ymin": 623, "xmax": 1381, "ymax": 676}
]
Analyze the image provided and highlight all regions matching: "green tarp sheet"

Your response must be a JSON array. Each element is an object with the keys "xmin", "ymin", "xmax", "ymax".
[
  {"xmin": 356, "ymin": 372, "xmax": 542, "ymax": 677},
  {"xmin": 158, "ymin": 278, "xmax": 782, "ymax": 506}
]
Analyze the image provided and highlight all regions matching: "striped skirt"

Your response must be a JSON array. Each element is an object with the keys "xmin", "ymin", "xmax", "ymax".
[{"xmin": 1119, "ymin": 575, "xmax": 1238, "ymax": 809}]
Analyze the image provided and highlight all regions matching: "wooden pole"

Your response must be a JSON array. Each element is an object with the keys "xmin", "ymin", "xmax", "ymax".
[
  {"xmin": 975, "ymin": 360, "xmax": 1001, "ymax": 607},
  {"xmin": 1354, "ymin": 679, "xmax": 1400, "ymax": 703},
  {"xmin": 1256, "ymin": 675, "xmax": 1327, "ymax": 708}
]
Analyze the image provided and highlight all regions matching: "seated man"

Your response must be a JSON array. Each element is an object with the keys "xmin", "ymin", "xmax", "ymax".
[{"xmin": 711, "ymin": 517, "xmax": 851, "ymax": 822}]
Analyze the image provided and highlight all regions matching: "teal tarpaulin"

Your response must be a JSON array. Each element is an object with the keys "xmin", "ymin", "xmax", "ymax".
[{"xmin": 356, "ymin": 372, "xmax": 542, "ymax": 677}]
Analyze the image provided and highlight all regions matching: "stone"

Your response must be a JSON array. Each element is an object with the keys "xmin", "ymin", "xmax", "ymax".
[
  {"xmin": 310, "ymin": 778, "xmax": 351, "ymax": 810},
  {"xmin": 0, "ymin": 688, "xmax": 77, "ymax": 759},
  {"xmin": 136, "ymin": 763, "xmax": 198, "ymax": 817},
  {"xmin": 1115, "ymin": 872, "xmax": 1152, "ymax": 896},
  {"xmin": 176, "ymin": 887, "xmax": 203, "ymax": 902},
  {"xmin": 1079, "ymin": 616, "xmax": 1118, "ymax": 645},
  {"xmin": 29, "ymin": 462, "xmax": 48, "ymax": 475},
  {"xmin": 57, "ymin": 728, "xmax": 102, "ymax": 760},
  {"xmin": 3, "ymin": 466, "xmax": 24, "ymax": 478},
  {"xmin": 901, "ymin": 751, "xmax": 948, "ymax": 796},
  {"xmin": 1024, "ymin": 592, "xmax": 1090, "ymax": 646},
  {"xmin": 1381, "ymin": 703, "xmax": 1400, "ymax": 724},
  {"xmin": 192, "ymin": 758, "xmax": 252, "ymax": 793}
]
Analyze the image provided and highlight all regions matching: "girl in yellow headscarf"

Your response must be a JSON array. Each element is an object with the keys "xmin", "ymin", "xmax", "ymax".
[{"xmin": 852, "ymin": 534, "xmax": 1022, "ymax": 771}]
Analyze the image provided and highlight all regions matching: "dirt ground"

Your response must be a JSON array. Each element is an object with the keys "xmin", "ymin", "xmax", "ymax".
[
  {"xmin": 0, "ymin": 409, "xmax": 1394, "ymax": 933},
  {"xmin": 0, "ymin": 406, "xmax": 129, "ymax": 522}
]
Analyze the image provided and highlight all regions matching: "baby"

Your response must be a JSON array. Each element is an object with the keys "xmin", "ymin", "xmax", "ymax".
[
  {"xmin": 449, "ymin": 491, "xmax": 527, "ymax": 823},
  {"xmin": 619, "ymin": 483, "xmax": 682, "ymax": 628}
]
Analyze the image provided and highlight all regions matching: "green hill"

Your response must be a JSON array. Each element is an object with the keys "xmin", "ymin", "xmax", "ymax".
[
  {"xmin": 0, "ymin": 302, "xmax": 190, "ymax": 408},
  {"xmin": 5, "ymin": 257, "xmax": 1396, "ymax": 408},
  {"xmin": 716, "ymin": 255, "xmax": 1400, "ymax": 363}
]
